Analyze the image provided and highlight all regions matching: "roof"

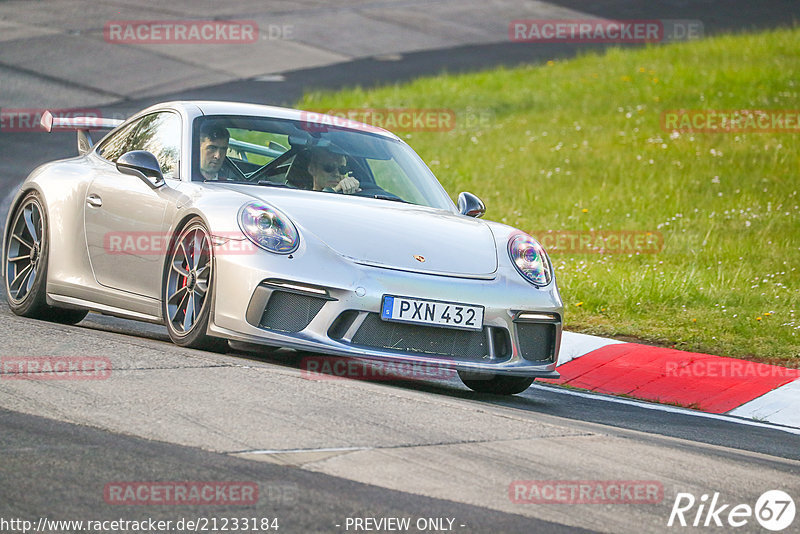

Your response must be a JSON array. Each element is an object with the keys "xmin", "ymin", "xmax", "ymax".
[{"xmin": 142, "ymin": 100, "xmax": 400, "ymax": 140}]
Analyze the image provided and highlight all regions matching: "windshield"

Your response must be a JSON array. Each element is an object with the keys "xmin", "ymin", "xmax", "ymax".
[{"xmin": 192, "ymin": 115, "xmax": 454, "ymax": 210}]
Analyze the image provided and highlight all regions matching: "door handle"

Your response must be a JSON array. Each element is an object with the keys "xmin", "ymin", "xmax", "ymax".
[{"xmin": 87, "ymin": 194, "xmax": 102, "ymax": 208}]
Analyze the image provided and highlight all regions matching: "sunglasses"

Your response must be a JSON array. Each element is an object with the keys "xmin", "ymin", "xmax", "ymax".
[{"xmin": 321, "ymin": 163, "xmax": 349, "ymax": 175}]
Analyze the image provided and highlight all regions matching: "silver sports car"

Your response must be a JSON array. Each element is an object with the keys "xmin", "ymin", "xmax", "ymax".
[{"xmin": 3, "ymin": 101, "xmax": 562, "ymax": 394}]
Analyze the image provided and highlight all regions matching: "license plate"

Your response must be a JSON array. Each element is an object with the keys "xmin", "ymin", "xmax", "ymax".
[{"xmin": 380, "ymin": 295, "xmax": 484, "ymax": 331}]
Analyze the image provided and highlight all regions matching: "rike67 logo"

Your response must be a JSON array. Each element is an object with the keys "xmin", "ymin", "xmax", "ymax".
[{"xmin": 668, "ymin": 490, "xmax": 795, "ymax": 531}]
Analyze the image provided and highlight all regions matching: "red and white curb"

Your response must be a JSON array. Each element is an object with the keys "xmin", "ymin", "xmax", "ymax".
[{"xmin": 553, "ymin": 332, "xmax": 800, "ymax": 429}]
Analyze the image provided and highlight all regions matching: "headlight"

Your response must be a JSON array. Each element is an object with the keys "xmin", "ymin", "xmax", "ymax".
[
  {"xmin": 238, "ymin": 201, "xmax": 299, "ymax": 254},
  {"xmin": 508, "ymin": 234, "xmax": 552, "ymax": 287}
]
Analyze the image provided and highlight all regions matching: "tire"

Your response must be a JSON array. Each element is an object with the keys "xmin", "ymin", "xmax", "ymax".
[
  {"xmin": 162, "ymin": 217, "xmax": 227, "ymax": 352},
  {"xmin": 4, "ymin": 191, "xmax": 88, "ymax": 325},
  {"xmin": 458, "ymin": 370, "xmax": 535, "ymax": 395}
]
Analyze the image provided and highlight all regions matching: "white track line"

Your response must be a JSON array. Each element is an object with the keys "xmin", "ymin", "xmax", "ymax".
[
  {"xmin": 729, "ymin": 379, "xmax": 800, "ymax": 428},
  {"xmin": 529, "ymin": 383, "xmax": 800, "ymax": 435},
  {"xmin": 232, "ymin": 446, "xmax": 370, "ymax": 455},
  {"xmin": 558, "ymin": 331, "xmax": 624, "ymax": 365}
]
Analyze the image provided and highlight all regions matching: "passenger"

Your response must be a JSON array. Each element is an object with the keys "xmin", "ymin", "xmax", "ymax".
[{"xmin": 197, "ymin": 124, "xmax": 236, "ymax": 181}]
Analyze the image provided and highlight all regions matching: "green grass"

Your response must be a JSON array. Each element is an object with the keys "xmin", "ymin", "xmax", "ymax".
[{"xmin": 296, "ymin": 28, "xmax": 800, "ymax": 362}]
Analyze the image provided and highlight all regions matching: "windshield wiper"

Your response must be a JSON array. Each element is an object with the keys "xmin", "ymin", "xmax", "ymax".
[
  {"xmin": 372, "ymin": 194, "xmax": 410, "ymax": 203},
  {"xmin": 203, "ymin": 180, "xmax": 290, "ymax": 188}
]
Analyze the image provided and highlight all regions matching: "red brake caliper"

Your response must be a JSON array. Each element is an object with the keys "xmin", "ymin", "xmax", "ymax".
[{"xmin": 180, "ymin": 237, "xmax": 190, "ymax": 290}]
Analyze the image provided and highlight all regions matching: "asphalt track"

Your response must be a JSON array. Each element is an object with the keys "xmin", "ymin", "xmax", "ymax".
[
  {"xmin": 1, "ymin": 299, "xmax": 799, "ymax": 534},
  {"xmin": 2, "ymin": 2, "xmax": 800, "ymax": 534},
  {"xmin": 2, "ymin": 407, "xmax": 586, "ymax": 534}
]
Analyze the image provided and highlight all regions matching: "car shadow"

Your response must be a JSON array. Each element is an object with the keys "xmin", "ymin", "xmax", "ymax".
[
  {"xmin": 0, "ymin": 295, "xmax": 551, "ymax": 409},
  {"xmin": 228, "ymin": 340, "xmax": 551, "ymax": 408}
]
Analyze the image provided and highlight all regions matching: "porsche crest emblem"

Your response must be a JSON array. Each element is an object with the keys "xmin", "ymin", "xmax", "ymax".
[{"xmin": 413, "ymin": 255, "xmax": 425, "ymax": 263}]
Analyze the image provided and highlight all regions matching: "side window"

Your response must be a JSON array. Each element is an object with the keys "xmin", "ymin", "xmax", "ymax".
[
  {"xmin": 96, "ymin": 119, "xmax": 141, "ymax": 162},
  {"xmin": 128, "ymin": 112, "xmax": 182, "ymax": 179}
]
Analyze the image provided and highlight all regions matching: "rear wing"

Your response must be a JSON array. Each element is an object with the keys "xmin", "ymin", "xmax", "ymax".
[{"xmin": 40, "ymin": 110, "xmax": 124, "ymax": 155}]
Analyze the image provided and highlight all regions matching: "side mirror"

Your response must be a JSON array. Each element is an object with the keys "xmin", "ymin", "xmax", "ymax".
[
  {"xmin": 117, "ymin": 150, "xmax": 165, "ymax": 188},
  {"xmin": 457, "ymin": 192, "xmax": 486, "ymax": 218}
]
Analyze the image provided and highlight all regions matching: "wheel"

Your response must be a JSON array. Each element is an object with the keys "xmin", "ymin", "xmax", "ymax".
[
  {"xmin": 162, "ymin": 218, "xmax": 227, "ymax": 352},
  {"xmin": 458, "ymin": 370, "xmax": 535, "ymax": 395},
  {"xmin": 4, "ymin": 191, "xmax": 88, "ymax": 324}
]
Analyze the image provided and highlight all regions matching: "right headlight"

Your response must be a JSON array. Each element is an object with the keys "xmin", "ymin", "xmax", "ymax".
[
  {"xmin": 508, "ymin": 233, "xmax": 552, "ymax": 287},
  {"xmin": 238, "ymin": 201, "xmax": 299, "ymax": 254}
]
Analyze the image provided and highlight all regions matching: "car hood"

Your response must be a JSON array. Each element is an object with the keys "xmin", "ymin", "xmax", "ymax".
[{"xmin": 227, "ymin": 186, "xmax": 498, "ymax": 277}]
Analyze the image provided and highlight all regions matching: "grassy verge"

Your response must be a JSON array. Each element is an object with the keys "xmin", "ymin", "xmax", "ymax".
[{"xmin": 296, "ymin": 28, "xmax": 800, "ymax": 362}]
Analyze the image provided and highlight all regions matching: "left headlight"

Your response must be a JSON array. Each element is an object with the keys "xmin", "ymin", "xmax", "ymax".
[
  {"xmin": 508, "ymin": 233, "xmax": 552, "ymax": 287},
  {"xmin": 238, "ymin": 201, "xmax": 299, "ymax": 254}
]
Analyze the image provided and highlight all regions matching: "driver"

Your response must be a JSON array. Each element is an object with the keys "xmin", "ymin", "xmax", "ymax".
[
  {"xmin": 198, "ymin": 124, "xmax": 237, "ymax": 181},
  {"xmin": 307, "ymin": 147, "xmax": 360, "ymax": 194}
]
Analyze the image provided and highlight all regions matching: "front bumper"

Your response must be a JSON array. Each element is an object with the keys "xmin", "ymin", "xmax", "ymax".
[{"xmin": 207, "ymin": 245, "xmax": 562, "ymax": 378}]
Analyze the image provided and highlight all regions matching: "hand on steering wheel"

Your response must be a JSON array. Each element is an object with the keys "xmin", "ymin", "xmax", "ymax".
[{"xmin": 333, "ymin": 175, "xmax": 360, "ymax": 194}]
